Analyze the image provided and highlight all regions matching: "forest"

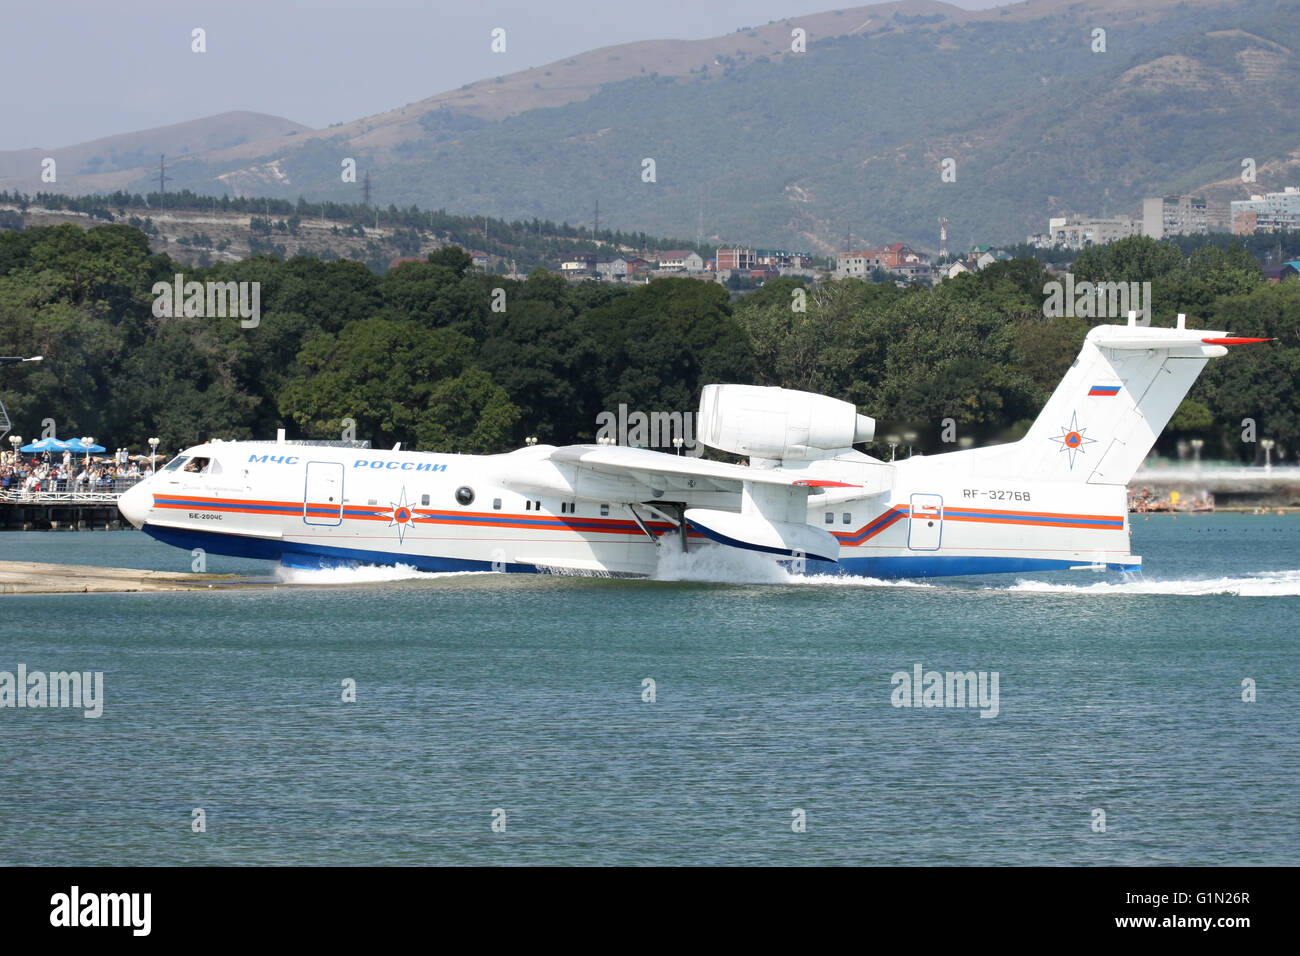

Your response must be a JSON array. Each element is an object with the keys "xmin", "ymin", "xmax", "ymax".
[{"xmin": 0, "ymin": 223, "xmax": 1295, "ymax": 464}]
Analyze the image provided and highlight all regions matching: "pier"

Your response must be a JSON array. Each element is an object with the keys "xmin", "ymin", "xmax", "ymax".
[{"xmin": 0, "ymin": 480, "xmax": 140, "ymax": 530}]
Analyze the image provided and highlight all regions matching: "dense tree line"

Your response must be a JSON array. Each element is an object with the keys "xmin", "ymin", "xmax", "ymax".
[
  {"xmin": 734, "ymin": 239, "xmax": 1298, "ymax": 461},
  {"xmin": 0, "ymin": 225, "xmax": 1294, "ymax": 463}
]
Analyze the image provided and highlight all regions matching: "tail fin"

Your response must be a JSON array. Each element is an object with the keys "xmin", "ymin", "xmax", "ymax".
[{"xmin": 988, "ymin": 316, "xmax": 1263, "ymax": 486}]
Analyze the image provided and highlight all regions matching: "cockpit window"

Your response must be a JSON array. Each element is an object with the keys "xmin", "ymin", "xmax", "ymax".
[
  {"xmin": 183, "ymin": 456, "xmax": 212, "ymax": 474},
  {"xmin": 161, "ymin": 456, "xmax": 189, "ymax": 472}
]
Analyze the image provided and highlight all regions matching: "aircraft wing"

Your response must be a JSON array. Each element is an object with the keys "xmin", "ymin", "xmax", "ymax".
[{"xmin": 547, "ymin": 444, "xmax": 819, "ymax": 493}]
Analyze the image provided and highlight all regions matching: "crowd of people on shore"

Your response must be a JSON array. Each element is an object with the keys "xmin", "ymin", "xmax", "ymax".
[
  {"xmin": 1128, "ymin": 487, "xmax": 1215, "ymax": 513},
  {"xmin": 0, "ymin": 449, "xmax": 153, "ymax": 497}
]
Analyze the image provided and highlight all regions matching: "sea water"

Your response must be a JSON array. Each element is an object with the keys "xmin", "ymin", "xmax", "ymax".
[{"xmin": 0, "ymin": 513, "xmax": 1296, "ymax": 865}]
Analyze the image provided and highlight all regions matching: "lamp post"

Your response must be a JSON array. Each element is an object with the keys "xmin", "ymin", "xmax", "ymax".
[
  {"xmin": 1190, "ymin": 438, "xmax": 1204, "ymax": 472},
  {"xmin": 673, "ymin": 436, "xmax": 684, "ymax": 456},
  {"xmin": 9, "ymin": 435, "xmax": 20, "ymax": 466},
  {"xmin": 886, "ymin": 434, "xmax": 901, "ymax": 462},
  {"xmin": 148, "ymin": 437, "xmax": 159, "ymax": 474},
  {"xmin": 525, "ymin": 436, "xmax": 538, "ymax": 447},
  {"xmin": 1261, "ymin": 438, "xmax": 1275, "ymax": 473},
  {"xmin": 903, "ymin": 430, "xmax": 918, "ymax": 459}
]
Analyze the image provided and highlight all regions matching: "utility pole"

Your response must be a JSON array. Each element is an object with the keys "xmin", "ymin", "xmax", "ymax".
[
  {"xmin": 156, "ymin": 154, "xmax": 167, "ymax": 210},
  {"xmin": 362, "ymin": 170, "xmax": 372, "ymax": 207},
  {"xmin": 593, "ymin": 200, "xmax": 599, "ymax": 239}
]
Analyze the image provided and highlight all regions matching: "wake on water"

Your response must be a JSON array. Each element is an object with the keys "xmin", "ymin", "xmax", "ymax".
[
  {"xmin": 650, "ymin": 535, "xmax": 932, "ymax": 588},
  {"xmin": 269, "ymin": 536, "xmax": 1300, "ymax": 596},
  {"xmin": 1003, "ymin": 569, "xmax": 1300, "ymax": 598},
  {"xmin": 655, "ymin": 541, "xmax": 1300, "ymax": 595},
  {"xmin": 273, "ymin": 563, "xmax": 489, "ymax": 585}
]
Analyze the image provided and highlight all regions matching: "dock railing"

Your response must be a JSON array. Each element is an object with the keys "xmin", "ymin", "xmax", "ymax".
[{"xmin": 0, "ymin": 476, "xmax": 145, "ymax": 504}]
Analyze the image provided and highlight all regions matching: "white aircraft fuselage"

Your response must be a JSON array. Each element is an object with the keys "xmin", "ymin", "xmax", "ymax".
[{"xmin": 117, "ymin": 319, "xmax": 1262, "ymax": 579}]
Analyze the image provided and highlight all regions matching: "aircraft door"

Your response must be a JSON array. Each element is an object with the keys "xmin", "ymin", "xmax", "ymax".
[
  {"xmin": 304, "ymin": 461, "xmax": 344, "ymax": 526},
  {"xmin": 907, "ymin": 493, "xmax": 943, "ymax": 551}
]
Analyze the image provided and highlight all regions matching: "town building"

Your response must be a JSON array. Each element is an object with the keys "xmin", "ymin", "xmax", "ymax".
[
  {"xmin": 1142, "ymin": 195, "xmax": 1208, "ymax": 238},
  {"xmin": 836, "ymin": 243, "xmax": 928, "ymax": 278},
  {"xmin": 1262, "ymin": 262, "xmax": 1299, "ymax": 283},
  {"xmin": 656, "ymin": 250, "xmax": 705, "ymax": 272},
  {"xmin": 560, "ymin": 252, "xmax": 598, "ymax": 275},
  {"xmin": 835, "ymin": 251, "xmax": 872, "ymax": 279},
  {"xmin": 595, "ymin": 257, "xmax": 629, "ymax": 279},
  {"xmin": 1232, "ymin": 187, "xmax": 1300, "ymax": 234},
  {"xmin": 716, "ymin": 248, "xmax": 755, "ymax": 271},
  {"xmin": 754, "ymin": 249, "xmax": 815, "ymax": 271},
  {"xmin": 967, "ymin": 245, "xmax": 1014, "ymax": 271},
  {"xmin": 1042, "ymin": 216, "xmax": 1142, "ymax": 249}
]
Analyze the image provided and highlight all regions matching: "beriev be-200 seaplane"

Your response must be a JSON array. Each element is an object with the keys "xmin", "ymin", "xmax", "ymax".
[{"xmin": 118, "ymin": 315, "xmax": 1265, "ymax": 579}]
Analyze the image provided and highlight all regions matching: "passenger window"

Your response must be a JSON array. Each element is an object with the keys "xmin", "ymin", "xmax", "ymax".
[
  {"xmin": 421, "ymin": 494, "xmax": 430, "ymax": 506},
  {"xmin": 600, "ymin": 504, "xmax": 609, "ymax": 516},
  {"xmin": 493, "ymin": 498, "xmax": 502, "ymax": 510},
  {"xmin": 824, "ymin": 513, "xmax": 834, "ymax": 524},
  {"xmin": 842, "ymin": 513, "xmax": 851, "ymax": 525}
]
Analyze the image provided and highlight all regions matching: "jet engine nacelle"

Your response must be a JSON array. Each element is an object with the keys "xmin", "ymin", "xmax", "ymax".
[{"xmin": 697, "ymin": 384, "xmax": 875, "ymax": 461}]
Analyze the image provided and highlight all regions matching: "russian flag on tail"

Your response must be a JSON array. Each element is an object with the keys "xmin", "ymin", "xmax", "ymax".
[{"xmin": 1088, "ymin": 384, "xmax": 1121, "ymax": 397}]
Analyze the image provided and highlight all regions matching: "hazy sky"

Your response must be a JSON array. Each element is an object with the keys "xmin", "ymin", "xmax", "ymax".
[{"xmin": 3, "ymin": 0, "xmax": 1012, "ymax": 151}]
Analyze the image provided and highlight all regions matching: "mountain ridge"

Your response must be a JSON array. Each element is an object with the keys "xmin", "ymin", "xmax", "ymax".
[{"xmin": 2, "ymin": 0, "xmax": 1294, "ymax": 251}]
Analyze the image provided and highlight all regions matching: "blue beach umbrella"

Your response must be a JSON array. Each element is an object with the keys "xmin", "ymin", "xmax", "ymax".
[
  {"xmin": 62, "ymin": 439, "xmax": 107, "ymax": 467},
  {"xmin": 19, "ymin": 437, "xmax": 71, "ymax": 453}
]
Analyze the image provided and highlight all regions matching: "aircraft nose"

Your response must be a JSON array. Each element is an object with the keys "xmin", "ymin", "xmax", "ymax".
[{"xmin": 118, "ymin": 481, "xmax": 151, "ymax": 528}]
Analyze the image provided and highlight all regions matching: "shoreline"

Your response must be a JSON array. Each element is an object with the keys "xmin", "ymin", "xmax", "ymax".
[{"xmin": 0, "ymin": 560, "xmax": 254, "ymax": 595}]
